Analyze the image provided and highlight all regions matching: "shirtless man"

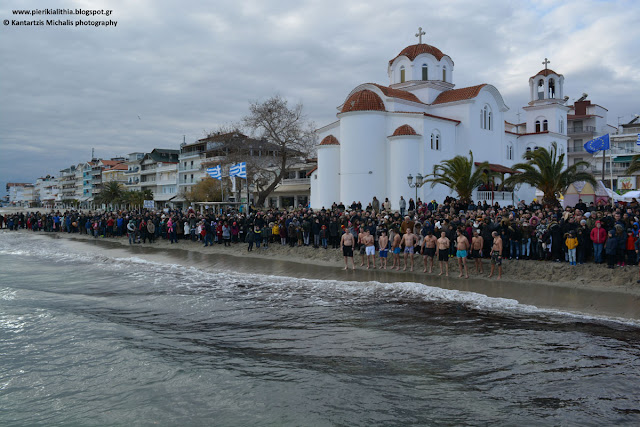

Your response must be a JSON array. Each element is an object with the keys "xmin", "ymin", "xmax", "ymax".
[
  {"xmin": 358, "ymin": 227, "xmax": 367, "ymax": 267},
  {"xmin": 378, "ymin": 230, "xmax": 389, "ymax": 269},
  {"xmin": 471, "ymin": 229, "xmax": 484, "ymax": 274},
  {"xmin": 488, "ymin": 231, "xmax": 503, "ymax": 279},
  {"xmin": 436, "ymin": 231, "xmax": 450, "ymax": 276},
  {"xmin": 456, "ymin": 228, "xmax": 470, "ymax": 278},
  {"xmin": 402, "ymin": 227, "xmax": 418, "ymax": 271},
  {"xmin": 391, "ymin": 229, "xmax": 402, "ymax": 270},
  {"xmin": 421, "ymin": 230, "xmax": 437, "ymax": 273},
  {"xmin": 363, "ymin": 229, "xmax": 376, "ymax": 269},
  {"xmin": 340, "ymin": 228, "xmax": 356, "ymax": 270}
]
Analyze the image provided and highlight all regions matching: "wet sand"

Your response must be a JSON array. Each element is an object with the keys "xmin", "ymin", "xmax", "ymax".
[{"xmin": 34, "ymin": 231, "xmax": 640, "ymax": 321}]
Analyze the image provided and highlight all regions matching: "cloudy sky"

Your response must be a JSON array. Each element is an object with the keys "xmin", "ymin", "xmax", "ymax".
[{"xmin": 1, "ymin": 0, "xmax": 639, "ymax": 195}]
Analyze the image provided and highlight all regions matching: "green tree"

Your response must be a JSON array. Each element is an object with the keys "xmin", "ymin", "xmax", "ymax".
[
  {"xmin": 423, "ymin": 151, "xmax": 497, "ymax": 204},
  {"xmin": 97, "ymin": 181, "xmax": 125, "ymax": 208},
  {"xmin": 505, "ymin": 142, "xmax": 596, "ymax": 206},
  {"xmin": 625, "ymin": 155, "xmax": 640, "ymax": 175},
  {"xmin": 123, "ymin": 189, "xmax": 154, "ymax": 209}
]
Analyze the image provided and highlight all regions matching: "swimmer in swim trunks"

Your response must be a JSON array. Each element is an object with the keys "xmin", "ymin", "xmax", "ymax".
[
  {"xmin": 456, "ymin": 228, "xmax": 470, "ymax": 278},
  {"xmin": 421, "ymin": 230, "xmax": 437, "ymax": 273},
  {"xmin": 488, "ymin": 231, "xmax": 503, "ymax": 280},
  {"xmin": 436, "ymin": 231, "xmax": 450, "ymax": 276},
  {"xmin": 363, "ymin": 229, "xmax": 376, "ymax": 269},
  {"xmin": 402, "ymin": 227, "xmax": 418, "ymax": 271},
  {"xmin": 340, "ymin": 228, "xmax": 356, "ymax": 270},
  {"xmin": 471, "ymin": 228, "xmax": 484, "ymax": 274},
  {"xmin": 391, "ymin": 229, "xmax": 402, "ymax": 270},
  {"xmin": 378, "ymin": 230, "xmax": 389, "ymax": 269}
]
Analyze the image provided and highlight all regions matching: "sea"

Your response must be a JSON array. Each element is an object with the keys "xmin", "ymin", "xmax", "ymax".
[{"xmin": 1, "ymin": 230, "xmax": 639, "ymax": 426}]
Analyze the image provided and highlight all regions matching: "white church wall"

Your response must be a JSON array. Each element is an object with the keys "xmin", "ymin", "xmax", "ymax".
[
  {"xmin": 315, "ymin": 145, "xmax": 340, "ymax": 208},
  {"xmin": 339, "ymin": 111, "xmax": 387, "ymax": 206},
  {"xmin": 310, "ymin": 170, "xmax": 319, "ymax": 208},
  {"xmin": 409, "ymin": 54, "xmax": 439, "ymax": 81},
  {"xmin": 388, "ymin": 136, "xmax": 421, "ymax": 209}
]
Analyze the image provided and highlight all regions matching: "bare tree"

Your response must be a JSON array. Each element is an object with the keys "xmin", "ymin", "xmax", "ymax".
[{"xmin": 242, "ymin": 95, "xmax": 316, "ymax": 206}]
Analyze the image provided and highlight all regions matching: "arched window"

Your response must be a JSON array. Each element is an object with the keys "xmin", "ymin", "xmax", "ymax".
[
  {"xmin": 507, "ymin": 144, "xmax": 513, "ymax": 160},
  {"xmin": 537, "ymin": 79, "xmax": 545, "ymax": 100},
  {"xmin": 400, "ymin": 66, "xmax": 405, "ymax": 83},
  {"xmin": 442, "ymin": 66, "xmax": 447, "ymax": 82},
  {"xmin": 543, "ymin": 119, "xmax": 548, "ymax": 131},
  {"xmin": 422, "ymin": 64, "xmax": 428, "ymax": 81},
  {"xmin": 548, "ymin": 78, "xmax": 555, "ymax": 98},
  {"xmin": 535, "ymin": 120, "xmax": 541, "ymax": 132},
  {"xmin": 431, "ymin": 132, "xmax": 441, "ymax": 150},
  {"xmin": 526, "ymin": 147, "xmax": 532, "ymax": 153},
  {"xmin": 481, "ymin": 105, "xmax": 492, "ymax": 130}
]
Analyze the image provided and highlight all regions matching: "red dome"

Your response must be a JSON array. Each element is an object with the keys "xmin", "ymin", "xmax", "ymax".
[
  {"xmin": 320, "ymin": 135, "xmax": 340, "ymax": 145},
  {"xmin": 389, "ymin": 43, "xmax": 450, "ymax": 65},
  {"xmin": 530, "ymin": 69, "xmax": 562, "ymax": 79},
  {"xmin": 341, "ymin": 90, "xmax": 385, "ymax": 113},
  {"xmin": 392, "ymin": 124, "xmax": 418, "ymax": 136}
]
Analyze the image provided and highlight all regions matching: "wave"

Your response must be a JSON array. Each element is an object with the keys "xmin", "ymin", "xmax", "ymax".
[{"xmin": 1, "ymin": 230, "xmax": 639, "ymax": 329}]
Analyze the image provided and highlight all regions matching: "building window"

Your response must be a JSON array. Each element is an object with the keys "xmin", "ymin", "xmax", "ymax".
[
  {"xmin": 548, "ymin": 78, "xmax": 555, "ymax": 98},
  {"xmin": 442, "ymin": 66, "xmax": 447, "ymax": 82},
  {"xmin": 537, "ymin": 79, "xmax": 544, "ymax": 100},
  {"xmin": 507, "ymin": 144, "xmax": 513, "ymax": 160},
  {"xmin": 431, "ymin": 132, "xmax": 441, "ymax": 150},
  {"xmin": 543, "ymin": 120, "xmax": 548, "ymax": 131},
  {"xmin": 535, "ymin": 120, "xmax": 541, "ymax": 133},
  {"xmin": 400, "ymin": 66, "xmax": 405, "ymax": 83},
  {"xmin": 422, "ymin": 64, "xmax": 428, "ymax": 80},
  {"xmin": 481, "ymin": 105, "xmax": 492, "ymax": 130}
]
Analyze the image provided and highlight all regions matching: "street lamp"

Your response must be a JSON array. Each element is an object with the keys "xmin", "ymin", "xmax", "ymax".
[{"xmin": 407, "ymin": 173, "xmax": 425, "ymax": 207}]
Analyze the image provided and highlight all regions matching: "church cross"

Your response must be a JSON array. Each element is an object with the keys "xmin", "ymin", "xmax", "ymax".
[
  {"xmin": 415, "ymin": 27, "xmax": 426, "ymax": 44},
  {"xmin": 542, "ymin": 58, "xmax": 551, "ymax": 69}
]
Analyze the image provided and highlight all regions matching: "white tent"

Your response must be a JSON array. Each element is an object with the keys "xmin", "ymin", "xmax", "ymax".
[{"xmin": 618, "ymin": 190, "xmax": 640, "ymax": 202}]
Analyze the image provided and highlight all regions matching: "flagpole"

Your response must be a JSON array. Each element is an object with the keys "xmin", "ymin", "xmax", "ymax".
[{"xmin": 610, "ymin": 141, "xmax": 614, "ymax": 208}]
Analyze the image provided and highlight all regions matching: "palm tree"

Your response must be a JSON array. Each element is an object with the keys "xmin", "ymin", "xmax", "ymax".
[
  {"xmin": 625, "ymin": 155, "xmax": 640, "ymax": 175},
  {"xmin": 505, "ymin": 142, "xmax": 596, "ymax": 206},
  {"xmin": 423, "ymin": 151, "xmax": 498, "ymax": 204},
  {"xmin": 98, "ymin": 182, "xmax": 125, "ymax": 208}
]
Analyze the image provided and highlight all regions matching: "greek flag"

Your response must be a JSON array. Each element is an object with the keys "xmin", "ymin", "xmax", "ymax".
[
  {"xmin": 206, "ymin": 165, "xmax": 221, "ymax": 180},
  {"xmin": 584, "ymin": 134, "xmax": 610, "ymax": 154},
  {"xmin": 636, "ymin": 133, "xmax": 640, "ymax": 146},
  {"xmin": 229, "ymin": 162, "xmax": 246, "ymax": 179}
]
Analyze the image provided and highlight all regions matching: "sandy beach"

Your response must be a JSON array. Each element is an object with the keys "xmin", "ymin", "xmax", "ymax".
[{"xmin": 12, "ymin": 227, "xmax": 639, "ymax": 321}]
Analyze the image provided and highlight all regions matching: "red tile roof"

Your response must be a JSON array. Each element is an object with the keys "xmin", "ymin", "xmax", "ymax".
[
  {"xmin": 341, "ymin": 90, "xmax": 386, "ymax": 113},
  {"xmin": 389, "ymin": 43, "xmax": 449, "ymax": 66},
  {"xmin": 432, "ymin": 84, "xmax": 486, "ymax": 105},
  {"xmin": 530, "ymin": 69, "xmax": 562, "ymax": 79},
  {"xmin": 391, "ymin": 124, "xmax": 418, "ymax": 136},
  {"xmin": 475, "ymin": 162, "xmax": 518, "ymax": 174},
  {"xmin": 319, "ymin": 135, "xmax": 340, "ymax": 146},
  {"xmin": 306, "ymin": 166, "xmax": 318, "ymax": 177},
  {"xmin": 369, "ymin": 83, "xmax": 422, "ymax": 104},
  {"xmin": 105, "ymin": 164, "xmax": 128, "ymax": 171}
]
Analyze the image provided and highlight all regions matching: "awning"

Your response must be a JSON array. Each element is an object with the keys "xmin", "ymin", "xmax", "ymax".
[
  {"xmin": 272, "ymin": 184, "xmax": 311, "ymax": 193},
  {"xmin": 474, "ymin": 162, "xmax": 518, "ymax": 174},
  {"xmin": 613, "ymin": 156, "xmax": 633, "ymax": 163}
]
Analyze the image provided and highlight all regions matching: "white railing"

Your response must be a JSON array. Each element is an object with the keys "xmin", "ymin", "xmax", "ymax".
[{"xmin": 476, "ymin": 191, "xmax": 514, "ymax": 202}]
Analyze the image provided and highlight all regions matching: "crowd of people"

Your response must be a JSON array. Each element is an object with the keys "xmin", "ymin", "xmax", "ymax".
[{"xmin": 2, "ymin": 195, "xmax": 640, "ymax": 282}]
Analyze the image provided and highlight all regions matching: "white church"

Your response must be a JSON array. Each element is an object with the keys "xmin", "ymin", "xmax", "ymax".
[{"xmin": 309, "ymin": 29, "xmax": 569, "ymax": 209}]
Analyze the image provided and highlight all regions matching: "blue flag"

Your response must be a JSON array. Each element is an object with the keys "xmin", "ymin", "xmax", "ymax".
[
  {"xmin": 584, "ymin": 134, "xmax": 610, "ymax": 154},
  {"xmin": 206, "ymin": 165, "xmax": 221, "ymax": 180},
  {"xmin": 229, "ymin": 162, "xmax": 247, "ymax": 179},
  {"xmin": 636, "ymin": 133, "xmax": 640, "ymax": 146}
]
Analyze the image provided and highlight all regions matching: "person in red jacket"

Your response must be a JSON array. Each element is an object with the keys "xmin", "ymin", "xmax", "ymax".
[{"xmin": 590, "ymin": 220, "xmax": 607, "ymax": 264}]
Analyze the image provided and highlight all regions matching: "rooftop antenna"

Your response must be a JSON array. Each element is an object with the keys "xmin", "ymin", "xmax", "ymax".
[{"xmin": 91, "ymin": 148, "xmax": 95, "ymax": 159}]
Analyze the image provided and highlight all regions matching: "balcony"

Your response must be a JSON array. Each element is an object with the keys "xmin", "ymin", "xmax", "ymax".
[
  {"xmin": 475, "ymin": 191, "xmax": 514, "ymax": 202},
  {"xmin": 280, "ymin": 178, "xmax": 311, "ymax": 185},
  {"xmin": 567, "ymin": 146, "xmax": 586, "ymax": 153},
  {"xmin": 179, "ymin": 165, "xmax": 203, "ymax": 172},
  {"xmin": 567, "ymin": 126, "xmax": 596, "ymax": 135},
  {"xmin": 125, "ymin": 167, "xmax": 140, "ymax": 174},
  {"xmin": 592, "ymin": 166, "xmax": 630, "ymax": 175}
]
